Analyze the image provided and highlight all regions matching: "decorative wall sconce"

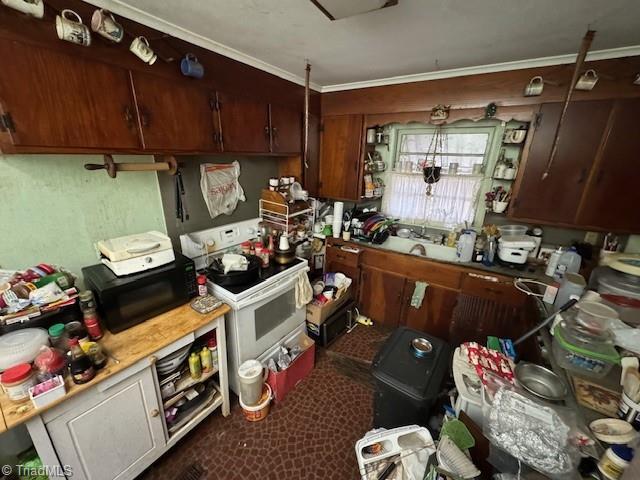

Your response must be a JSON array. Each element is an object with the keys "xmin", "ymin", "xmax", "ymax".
[{"xmin": 575, "ymin": 69, "xmax": 598, "ymax": 90}]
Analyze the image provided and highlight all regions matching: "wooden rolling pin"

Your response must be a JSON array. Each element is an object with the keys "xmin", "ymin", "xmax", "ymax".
[{"xmin": 84, "ymin": 154, "xmax": 178, "ymax": 178}]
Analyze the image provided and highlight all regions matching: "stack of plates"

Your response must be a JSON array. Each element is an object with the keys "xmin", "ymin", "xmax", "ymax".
[{"xmin": 156, "ymin": 344, "xmax": 192, "ymax": 376}]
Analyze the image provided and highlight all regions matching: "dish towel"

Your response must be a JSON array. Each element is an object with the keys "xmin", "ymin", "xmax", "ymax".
[
  {"xmin": 411, "ymin": 281, "xmax": 429, "ymax": 309},
  {"xmin": 295, "ymin": 271, "xmax": 313, "ymax": 309}
]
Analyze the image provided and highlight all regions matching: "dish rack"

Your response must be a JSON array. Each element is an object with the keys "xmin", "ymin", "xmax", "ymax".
[{"xmin": 259, "ymin": 189, "xmax": 315, "ymax": 241}]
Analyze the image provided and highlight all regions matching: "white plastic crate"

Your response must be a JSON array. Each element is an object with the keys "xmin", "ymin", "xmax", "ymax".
[{"xmin": 355, "ymin": 425, "xmax": 435, "ymax": 480}]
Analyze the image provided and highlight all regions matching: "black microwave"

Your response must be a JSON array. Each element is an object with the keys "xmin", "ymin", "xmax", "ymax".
[{"xmin": 82, "ymin": 252, "xmax": 197, "ymax": 333}]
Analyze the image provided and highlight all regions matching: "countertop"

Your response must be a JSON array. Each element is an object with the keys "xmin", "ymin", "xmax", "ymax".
[
  {"xmin": 0, "ymin": 302, "xmax": 230, "ymax": 431},
  {"xmin": 345, "ymin": 237, "xmax": 551, "ymax": 283}
]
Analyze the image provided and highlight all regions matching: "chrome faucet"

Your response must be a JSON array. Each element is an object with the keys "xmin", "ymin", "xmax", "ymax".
[{"xmin": 409, "ymin": 244, "xmax": 427, "ymax": 256}]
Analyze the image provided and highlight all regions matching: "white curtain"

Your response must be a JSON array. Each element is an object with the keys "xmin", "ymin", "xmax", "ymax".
[{"xmin": 383, "ymin": 173, "xmax": 481, "ymax": 227}]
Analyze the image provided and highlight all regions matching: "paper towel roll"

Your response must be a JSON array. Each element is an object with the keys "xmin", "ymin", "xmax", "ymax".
[{"xmin": 332, "ymin": 202, "xmax": 344, "ymax": 238}]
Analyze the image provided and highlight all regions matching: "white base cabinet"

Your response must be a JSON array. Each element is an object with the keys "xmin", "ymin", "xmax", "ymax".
[
  {"xmin": 26, "ymin": 315, "xmax": 229, "ymax": 480},
  {"xmin": 45, "ymin": 367, "xmax": 165, "ymax": 480}
]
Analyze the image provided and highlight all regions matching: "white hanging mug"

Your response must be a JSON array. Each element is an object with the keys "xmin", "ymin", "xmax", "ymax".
[
  {"xmin": 1, "ymin": 0, "xmax": 44, "ymax": 18},
  {"xmin": 130, "ymin": 36, "xmax": 157, "ymax": 65},
  {"xmin": 91, "ymin": 9, "xmax": 124, "ymax": 43},
  {"xmin": 524, "ymin": 76, "xmax": 544, "ymax": 97},
  {"xmin": 56, "ymin": 9, "xmax": 91, "ymax": 47},
  {"xmin": 575, "ymin": 69, "xmax": 599, "ymax": 91}
]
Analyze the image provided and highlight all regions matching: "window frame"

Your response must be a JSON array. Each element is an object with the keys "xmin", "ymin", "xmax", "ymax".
[{"xmin": 384, "ymin": 121, "xmax": 504, "ymax": 230}]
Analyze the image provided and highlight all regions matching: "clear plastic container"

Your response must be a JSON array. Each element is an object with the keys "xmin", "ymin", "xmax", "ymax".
[
  {"xmin": 498, "ymin": 225, "xmax": 528, "ymax": 237},
  {"xmin": 552, "ymin": 319, "xmax": 619, "ymax": 378},
  {"xmin": 575, "ymin": 301, "xmax": 618, "ymax": 334}
]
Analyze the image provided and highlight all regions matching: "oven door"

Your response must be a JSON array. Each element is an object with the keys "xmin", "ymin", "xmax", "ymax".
[{"xmin": 234, "ymin": 271, "xmax": 308, "ymax": 362}]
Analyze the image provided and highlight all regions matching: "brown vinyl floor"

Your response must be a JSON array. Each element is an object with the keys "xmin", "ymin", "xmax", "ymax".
[{"xmin": 140, "ymin": 326, "xmax": 392, "ymax": 480}]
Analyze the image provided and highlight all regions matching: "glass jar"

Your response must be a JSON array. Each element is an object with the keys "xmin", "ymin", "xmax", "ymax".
[
  {"xmin": 34, "ymin": 346, "xmax": 67, "ymax": 382},
  {"xmin": 48, "ymin": 323, "xmax": 69, "ymax": 352}
]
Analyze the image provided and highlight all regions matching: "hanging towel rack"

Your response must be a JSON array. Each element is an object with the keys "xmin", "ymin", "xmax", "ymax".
[{"xmin": 84, "ymin": 154, "xmax": 178, "ymax": 178}]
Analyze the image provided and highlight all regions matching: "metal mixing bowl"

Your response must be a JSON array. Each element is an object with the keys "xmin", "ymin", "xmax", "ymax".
[{"xmin": 515, "ymin": 362, "xmax": 568, "ymax": 402}]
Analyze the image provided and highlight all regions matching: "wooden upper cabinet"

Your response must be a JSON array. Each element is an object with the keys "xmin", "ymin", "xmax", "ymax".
[
  {"xmin": 319, "ymin": 115, "xmax": 364, "ymax": 200},
  {"xmin": 216, "ymin": 92, "xmax": 270, "ymax": 153},
  {"xmin": 269, "ymin": 104, "xmax": 302, "ymax": 153},
  {"xmin": 577, "ymin": 99, "xmax": 640, "ymax": 232},
  {"xmin": 510, "ymin": 100, "xmax": 613, "ymax": 224},
  {"xmin": 0, "ymin": 40, "xmax": 140, "ymax": 151},
  {"xmin": 129, "ymin": 72, "xmax": 217, "ymax": 152}
]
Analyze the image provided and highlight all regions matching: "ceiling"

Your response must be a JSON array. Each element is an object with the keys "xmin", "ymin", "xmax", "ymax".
[{"xmin": 85, "ymin": 0, "xmax": 640, "ymax": 91}]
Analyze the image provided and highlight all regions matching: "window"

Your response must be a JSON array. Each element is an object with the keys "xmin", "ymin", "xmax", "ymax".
[{"xmin": 382, "ymin": 125, "xmax": 496, "ymax": 228}]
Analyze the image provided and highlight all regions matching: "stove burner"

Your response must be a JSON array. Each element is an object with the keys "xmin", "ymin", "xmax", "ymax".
[{"xmin": 205, "ymin": 257, "xmax": 305, "ymax": 294}]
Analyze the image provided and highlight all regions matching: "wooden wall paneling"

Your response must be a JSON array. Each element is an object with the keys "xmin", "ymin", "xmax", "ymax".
[
  {"xmin": 364, "ymin": 105, "xmax": 537, "ymax": 127},
  {"xmin": 576, "ymin": 98, "xmax": 640, "ymax": 232},
  {"xmin": 129, "ymin": 71, "xmax": 217, "ymax": 152},
  {"xmin": 508, "ymin": 100, "xmax": 613, "ymax": 224},
  {"xmin": 321, "ymin": 57, "xmax": 640, "ymax": 116},
  {"xmin": 0, "ymin": 39, "xmax": 141, "ymax": 151}
]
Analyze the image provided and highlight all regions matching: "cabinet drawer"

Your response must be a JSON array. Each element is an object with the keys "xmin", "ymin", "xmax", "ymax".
[
  {"xmin": 326, "ymin": 245, "xmax": 360, "ymax": 268},
  {"xmin": 461, "ymin": 272, "xmax": 526, "ymax": 307}
]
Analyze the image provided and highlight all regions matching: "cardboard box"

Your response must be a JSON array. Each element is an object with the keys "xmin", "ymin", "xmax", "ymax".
[{"xmin": 306, "ymin": 286, "xmax": 352, "ymax": 326}]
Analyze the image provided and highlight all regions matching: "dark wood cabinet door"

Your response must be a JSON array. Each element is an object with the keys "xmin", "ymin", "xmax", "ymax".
[
  {"xmin": 216, "ymin": 92, "xmax": 270, "ymax": 153},
  {"xmin": 577, "ymin": 99, "xmax": 640, "ymax": 232},
  {"xmin": 400, "ymin": 280, "xmax": 459, "ymax": 341},
  {"xmin": 269, "ymin": 104, "xmax": 301, "ymax": 153},
  {"xmin": 0, "ymin": 40, "xmax": 140, "ymax": 151},
  {"xmin": 510, "ymin": 101, "xmax": 612, "ymax": 224},
  {"xmin": 130, "ymin": 72, "xmax": 217, "ymax": 152},
  {"xmin": 358, "ymin": 266, "xmax": 405, "ymax": 327},
  {"xmin": 319, "ymin": 115, "xmax": 364, "ymax": 201}
]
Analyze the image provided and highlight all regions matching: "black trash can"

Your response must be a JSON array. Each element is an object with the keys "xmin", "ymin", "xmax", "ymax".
[{"xmin": 372, "ymin": 327, "xmax": 450, "ymax": 429}]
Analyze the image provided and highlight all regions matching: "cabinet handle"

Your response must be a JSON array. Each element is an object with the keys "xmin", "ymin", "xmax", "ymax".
[
  {"xmin": 595, "ymin": 169, "xmax": 605, "ymax": 185},
  {"xmin": 149, "ymin": 355, "xmax": 157, "ymax": 365},
  {"xmin": 150, "ymin": 409, "xmax": 160, "ymax": 417},
  {"xmin": 264, "ymin": 125, "xmax": 270, "ymax": 140},
  {"xmin": 123, "ymin": 106, "xmax": 135, "ymax": 129},
  {"xmin": 139, "ymin": 107, "xmax": 150, "ymax": 128},
  {"xmin": 272, "ymin": 126, "xmax": 279, "ymax": 147}
]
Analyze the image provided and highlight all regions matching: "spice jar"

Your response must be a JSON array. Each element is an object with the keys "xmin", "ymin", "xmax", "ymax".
[
  {"xmin": 197, "ymin": 274, "xmax": 207, "ymax": 297},
  {"xmin": 48, "ymin": 323, "xmax": 69, "ymax": 352},
  {"xmin": 1, "ymin": 363, "xmax": 36, "ymax": 403},
  {"xmin": 34, "ymin": 346, "xmax": 67, "ymax": 382},
  {"xmin": 240, "ymin": 241, "xmax": 252, "ymax": 255},
  {"xmin": 257, "ymin": 247, "xmax": 270, "ymax": 268},
  {"xmin": 78, "ymin": 290, "xmax": 96, "ymax": 312},
  {"xmin": 83, "ymin": 308, "xmax": 103, "ymax": 341}
]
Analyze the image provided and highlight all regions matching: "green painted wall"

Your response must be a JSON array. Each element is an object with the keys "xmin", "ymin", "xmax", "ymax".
[{"xmin": 0, "ymin": 155, "xmax": 166, "ymax": 284}]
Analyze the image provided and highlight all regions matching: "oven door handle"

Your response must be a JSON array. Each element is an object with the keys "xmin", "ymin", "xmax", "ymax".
[{"xmin": 236, "ymin": 266, "xmax": 309, "ymax": 309}]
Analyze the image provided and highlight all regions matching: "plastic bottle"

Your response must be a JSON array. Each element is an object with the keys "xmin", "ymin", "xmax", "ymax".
[
  {"xmin": 545, "ymin": 247, "xmax": 563, "ymax": 277},
  {"xmin": 456, "ymin": 230, "xmax": 477, "ymax": 263},
  {"xmin": 200, "ymin": 346, "xmax": 213, "ymax": 373},
  {"xmin": 554, "ymin": 247, "xmax": 581, "ymax": 281},
  {"xmin": 188, "ymin": 352, "xmax": 202, "ymax": 380}
]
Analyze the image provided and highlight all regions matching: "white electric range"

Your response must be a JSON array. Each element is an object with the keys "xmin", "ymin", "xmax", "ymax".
[{"xmin": 180, "ymin": 218, "xmax": 309, "ymax": 394}]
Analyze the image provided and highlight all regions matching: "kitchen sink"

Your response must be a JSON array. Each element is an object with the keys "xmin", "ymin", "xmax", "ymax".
[{"xmin": 381, "ymin": 236, "xmax": 458, "ymax": 262}]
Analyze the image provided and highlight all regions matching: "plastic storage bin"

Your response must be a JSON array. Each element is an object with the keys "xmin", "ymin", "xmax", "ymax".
[
  {"xmin": 372, "ymin": 327, "xmax": 450, "ymax": 429},
  {"xmin": 498, "ymin": 225, "xmax": 527, "ymax": 237},
  {"xmin": 552, "ymin": 320, "xmax": 620, "ymax": 379}
]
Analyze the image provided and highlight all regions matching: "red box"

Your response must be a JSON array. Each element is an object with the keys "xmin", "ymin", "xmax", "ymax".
[{"xmin": 267, "ymin": 334, "xmax": 315, "ymax": 403}]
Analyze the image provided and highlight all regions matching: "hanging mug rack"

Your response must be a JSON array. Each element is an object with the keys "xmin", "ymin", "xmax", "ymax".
[{"xmin": 84, "ymin": 154, "xmax": 178, "ymax": 178}]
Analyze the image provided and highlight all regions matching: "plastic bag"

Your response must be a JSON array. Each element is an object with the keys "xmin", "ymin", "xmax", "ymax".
[{"xmin": 199, "ymin": 162, "xmax": 246, "ymax": 219}]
